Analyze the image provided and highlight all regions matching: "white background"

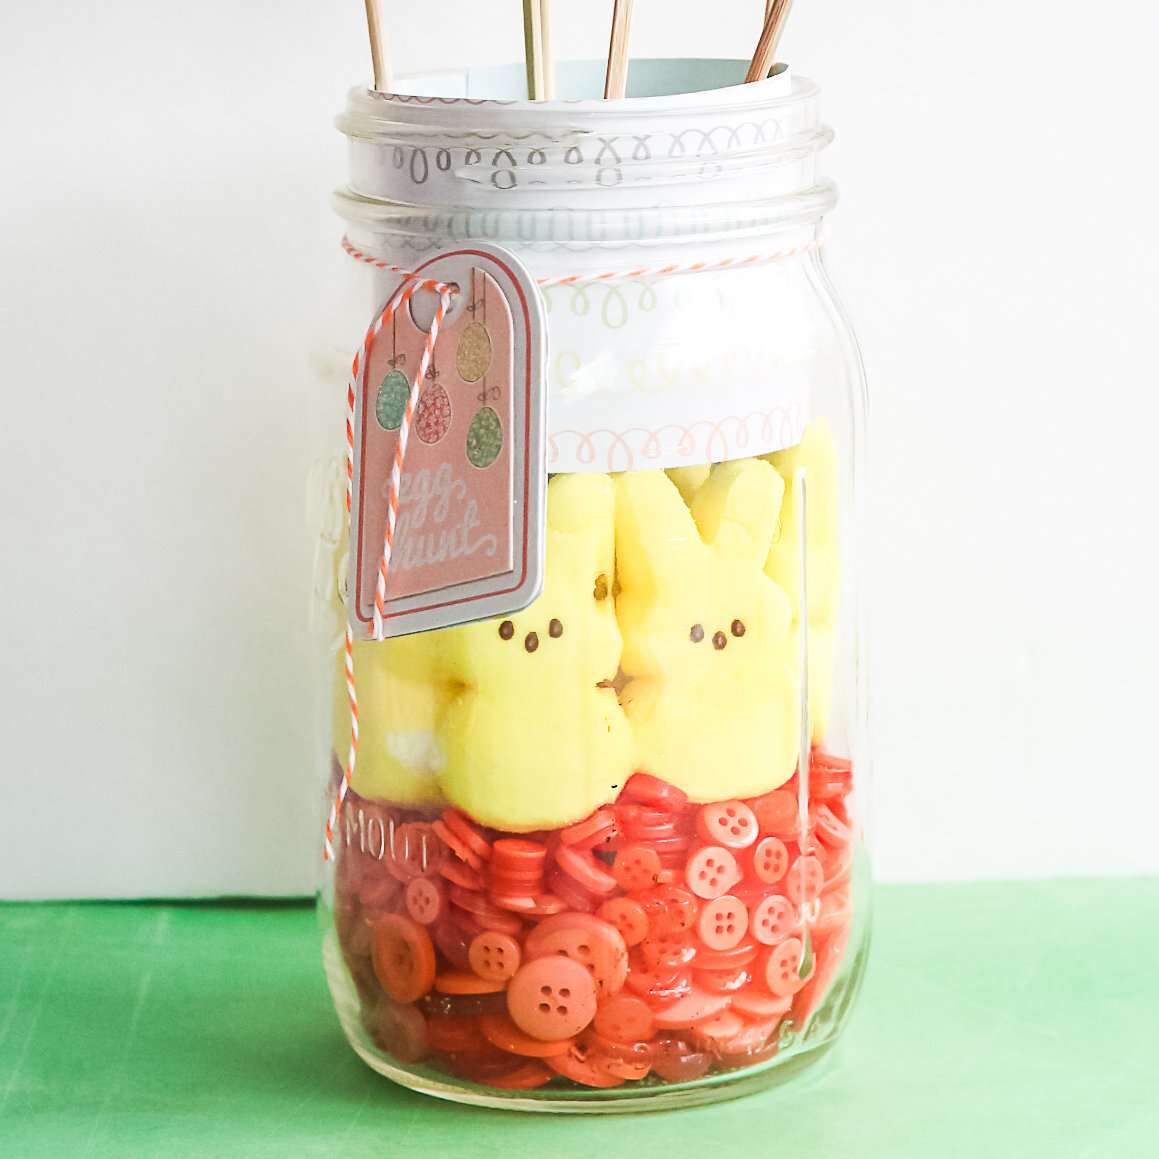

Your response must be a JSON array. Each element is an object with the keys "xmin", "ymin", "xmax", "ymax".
[{"xmin": 1, "ymin": 1, "xmax": 1157, "ymax": 898}]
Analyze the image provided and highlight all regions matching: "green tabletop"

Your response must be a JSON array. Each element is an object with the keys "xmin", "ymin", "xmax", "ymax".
[{"xmin": 2, "ymin": 881, "xmax": 1157, "ymax": 1158}]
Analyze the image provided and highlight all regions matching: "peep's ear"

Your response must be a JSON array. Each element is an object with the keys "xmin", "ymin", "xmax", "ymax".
[
  {"xmin": 665, "ymin": 465, "xmax": 711, "ymax": 507},
  {"xmin": 691, "ymin": 458, "xmax": 784, "ymax": 570},
  {"xmin": 614, "ymin": 471, "xmax": 701, "ymax": 595},
  {"xmin": 545, "ymin": 472, "xmax": 616, "ymax": 587}
]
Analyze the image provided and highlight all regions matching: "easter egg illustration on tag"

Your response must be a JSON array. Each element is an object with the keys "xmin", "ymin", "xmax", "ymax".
[
  {"xmin": 456, "ymin": 321, "xmax": 493, "ymax": 383},
  {"xmin": 466, "ymin": 406, "xmax": 503, "ymax": 469},
  {"xmin": 415, "ymin": 382, "xmax": 452, "ymax": 444},
  {"xmin": 375, "ymin": 369, "xmax": 410, "ymax": 431}
]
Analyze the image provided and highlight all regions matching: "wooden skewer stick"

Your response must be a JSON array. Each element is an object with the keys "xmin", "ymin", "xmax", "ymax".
[
  {"xmin": 747, "ymin": 0, "xmax": 796, "ymax": 83},
  {"xmin": 523, "ymin": 0, "xmax": 545, "ymax": 99},
  {"xmin": 604, "ymin": 0, "xmax": 635, "ymax": 99},
  {"xmin": 540, "ymin": 0, "xmax": 555, "ymax": 100},
  {"xmin": 364, "ymin": 0, "xmax": 392, "ymax": 92}
]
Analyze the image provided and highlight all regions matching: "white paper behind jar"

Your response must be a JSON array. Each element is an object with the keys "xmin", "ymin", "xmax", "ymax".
[{"xmin": 4, "ymin": 0, "xmax": 1159, "ymax": 899}]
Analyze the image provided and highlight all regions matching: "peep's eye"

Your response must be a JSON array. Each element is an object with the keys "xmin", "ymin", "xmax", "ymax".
[
  {"xmin": 712, "ymin": 631, "xmax": 728, "ymax": 650},
  {"xmin": 690, "ymin": 624, "xmax": 705, "ymax": 643},
  {"xmin": 731, "ymin": 619, "xmax": 746, "ymax": 638},
  {"xmin": 498, "ymin": 620, "xmax": 515, "ymax": 640}
]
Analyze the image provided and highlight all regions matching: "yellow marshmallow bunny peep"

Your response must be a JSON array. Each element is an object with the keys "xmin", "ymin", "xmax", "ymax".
[
  {"xmin": 615, "ymin": 460, "xmax": 799, "ymax": 800},
  {"xmin": 314, "ymin": 455, "xmax": 450, "ymax": 807},
  {"xmin": 437, "ymin": 473, "xmax": 633, "ymax": 830},
  {"xmin": 332, "ymin": 635, "xmax": 451, "ymax": 806}
]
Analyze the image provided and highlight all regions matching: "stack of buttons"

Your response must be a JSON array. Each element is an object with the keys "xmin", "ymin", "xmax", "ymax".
[{"xmin": 333, "ymin": 750, "xmax": 856, "ymax": 1091}]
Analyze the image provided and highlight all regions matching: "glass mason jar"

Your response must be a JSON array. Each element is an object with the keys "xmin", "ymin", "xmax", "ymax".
[{"xmin": 313, "ymin": 58, "xmax": 869, "ymax": 1111}]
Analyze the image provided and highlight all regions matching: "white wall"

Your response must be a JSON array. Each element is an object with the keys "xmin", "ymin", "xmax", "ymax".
[{"xmin": 1, "ymin": 1, "xmax": 1156, "ymax": 898}]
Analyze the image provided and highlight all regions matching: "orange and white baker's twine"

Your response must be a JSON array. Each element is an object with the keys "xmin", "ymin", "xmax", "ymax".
[
  {"xmin": 324, "ymin": 273, "xmax": 457, "ymax": 862},
  {"xmin": 324, "ymin": 232, "xmax": 826, "ymax": 859},
  {"xmin": 341, "ymin": 234, "xmax": 825, "ymax": 287}
]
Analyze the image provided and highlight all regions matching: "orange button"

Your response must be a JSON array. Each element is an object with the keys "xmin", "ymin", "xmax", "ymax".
[
  {"xmin": 441, "ymin": 808, "xmax": 493, "ymax": 862},
  {"xmin": 693, "ymin": 964, "xmax": 750, "ymax": 994},
  {"xmin": 424, "ymin": 1014, "xmax": 489, "ymax": 1054},
  {"xmin": 697, "ymin": 801, "xmax": 759, "ymax": 850},
  {"xmin": 696, "ymin": 895, "xmax": 749, "ymax": 951},
  {"xmin": 506, "ymin": 955, "xmax": 598, "ymax": 1040},
  {"xmin": 715, "ymin": 1013, "xmax": 782, "ymax": 1057},
  {"xmin": 559, "ymin": 807, "xmax": 617, "ymax": 849},
  {"xmin": 761, "ymin": 936, "xmax": 806, "ymax": 997},
  {"xmin": 545, "ymin": 1046, "xmax": 625, "ymax": 1088},
  {"xmin": 530, "ymin": 915, "xmax": 628, "ymax": 998},
  {"xmin": 750, "ymin": 837, "xmax": 789, "ymax": 885},
  {"xmin": 367, "ymin": 997, "xmax": 429, "ymax": 1063},
  {"xmin": 691, "ymin": 1009, "xmax": 744, "ymax": 1046},
  {"xmin": 491, "ymin": 838, "xmax": 547, "ymax": 872},
  {"xmin": 785, "ymin": 855, "xmax": 825, "ymax": 904},
  {"xmin": 434, "ymin": 968, "xmax": 506, "ymax": 995},
  {"xmin": 431, "ymin": 819, "xmax": 484, "ymax": 872},
  {"xmin": 436, "ymin": 855, "xmax": 484, "ymax": 891},
  {"xmin": 582, "ymin": 1031, "xmax": 654, "ymax": 1081},
  {"xmin": 809, "ymin": 748, "xmax": 854, "ymax": 799},
  {"xmin": 523, "ymin": 911, "xmax": 597, "ymax": 953},
  {"xmin": 468, "ymin": 930, "xmax": 522, "ymax": 982},
  {"xmin": 638, "ymin": 884, "xmax": 700, "ymax": 936},
  {"xmin": 693, "ymin": 938, "xmax": 759, "ymax": 972},
  {"xmin": 650, "ymin": 986, "xmax": 731, "ymax": 1030},
  {"xmin": 813, "ymin": 802, "xmax": 853, "ymax": 848},
  {"xmin": 595, "ymin": 897, "xmax": 649, "ymax": 947},
  {"xmin": 620, "ymin": 771, "xmax": 689, "ymax": 812},
  {"xmin": 592, "ymin": 993, "xmax": 655, "ymax": 1043},
  {"xmin": 639, "ymin": 931, "xmax": 696, "ymax": 971},
  {"xmin": 623, "ymin": 960, "xmax": 692, "ymax": 1006},
  {"xmin": 749, "ymin": 790, "xmax": 800, "ymax": 838},
  {"xmin": 479, "ymin": 1012, "xmax": 575, "ymax": 1058},
  {"xmin": 489, "ymin": 892, "xmax": 567, "ymax": 917},
  {"xmin": 404, "ymin": 876, "xmax": 444, "ymax": 926},
  {"xmin": 489, "ymin": 1061, "xmax": 554, "ymax": 1089},
  {"xmin": 446, "ymin": 884, "xmax": 525, "ymax": 935},
  {"xmin": 555, "ymin": 843, "xmax": 618, "ymax": 895},
  {"xmin": 685, "ymin": 845, "xmax": 740, "ymax": 899},
  {"xmin": 750, "ymin": 894, "xmax": 797, "ymax": 946},
  {"xmin": 611, "ymin": 845, "xmax": 662, "ymax": 892},
  {"xmin": 371, "ymin": 914, "xmax": 437, "ymax": 1004},
  {"xmin": 731, "ymin": 987, "xmax": 792, "ymax": 1018},
  {"xmin": 812, "ymin": 888, "xmax": 852, "ymax": 936},
  {"xmin": 444, "ymin": 1046, "xmax": 528, "ymax": 1083}
]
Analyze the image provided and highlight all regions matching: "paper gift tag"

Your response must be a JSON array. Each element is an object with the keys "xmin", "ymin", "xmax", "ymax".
[{"xmin": 349, "ymin": 244, "xmax": 547, "ymax": 639}]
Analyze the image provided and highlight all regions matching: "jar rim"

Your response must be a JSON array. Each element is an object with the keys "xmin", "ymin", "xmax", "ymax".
[{"xmin": 337, "ymin": 59, "xmax": 815, "ymax": 140}]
